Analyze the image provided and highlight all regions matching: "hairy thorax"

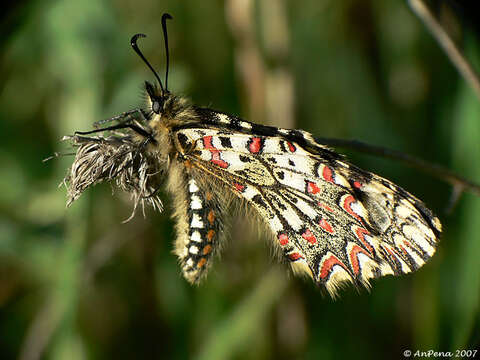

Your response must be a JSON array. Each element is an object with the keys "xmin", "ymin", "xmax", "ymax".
[{"xmin": 148, "ymin": 94, "xmax": 200, "ymax": 159}]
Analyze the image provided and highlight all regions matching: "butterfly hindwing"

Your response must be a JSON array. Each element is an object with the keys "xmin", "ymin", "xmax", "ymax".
[{"xmin": 337, "ymin": 166, "xmax": 441, "ymax": 274}]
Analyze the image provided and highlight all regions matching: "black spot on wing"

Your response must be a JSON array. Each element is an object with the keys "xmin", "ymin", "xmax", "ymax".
[
  {"xmin": 239, "ymin": 155, "xmax": 252, "ymax": 163},
  {"xmin": 177, "ymin": 133, "xmax": 190, "ymax": 149},
  {"xmin": 313, "ymin": 162, "xmax": 320, "ymax": 177},
  {"xmin": 250, "ymin": 123, "xmax": 281, "ymax": 137},
  {"xmin": 229, "ymin": 118, "xmax": 242, "ymax": 130},
  {"xmin": 252, "ymin": 194, "xmax": 267, "ymax": 209},
  {"xmin": 287, "ymin": 129, "xmax": 303, "ymax": 138},
  {"xmin": 219, "ymin": 136, "xmax": 232, "ymax": 148}
]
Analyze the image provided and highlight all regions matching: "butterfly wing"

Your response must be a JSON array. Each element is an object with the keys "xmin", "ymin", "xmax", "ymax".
[{"xmin": 172, "ymin": 127, "xmax": 441, "ymax": 296}]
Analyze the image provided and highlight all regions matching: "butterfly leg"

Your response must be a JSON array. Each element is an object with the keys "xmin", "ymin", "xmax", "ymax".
[
  {"xmin": 93, "ymin": 108, "xmax": 149, "ymax": 127},
  {"xmin": 75, "ymin": 123, "xmax": 154, "ymax": 142}
]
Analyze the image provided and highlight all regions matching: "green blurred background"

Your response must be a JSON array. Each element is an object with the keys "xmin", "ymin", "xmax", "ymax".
[{"xmin": 1, "ymin": 0, "xmax": 479, "ymax": 359}]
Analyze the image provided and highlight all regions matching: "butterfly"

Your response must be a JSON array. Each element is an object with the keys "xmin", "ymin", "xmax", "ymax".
[{"xmin": 64, "ymin": 14, "xmax": 442, "ymax": 297}]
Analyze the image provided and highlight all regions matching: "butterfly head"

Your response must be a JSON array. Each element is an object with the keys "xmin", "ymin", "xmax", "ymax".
[
  {"xmin": 131, "ymin": 14, "xmax": 174, "ymax": 119},
  {"xmin": 145, "ymin": 80, "xmax": 169, "ymax": 115}
]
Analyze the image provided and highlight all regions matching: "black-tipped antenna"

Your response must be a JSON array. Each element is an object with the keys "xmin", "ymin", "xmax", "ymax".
[
  {"xmin": 161, "ymin": 13, "xmax": 173, "ymax": 91},
  {"xmin": 131, "ymin": 33, "xmax": 164, "ymax": 94}
]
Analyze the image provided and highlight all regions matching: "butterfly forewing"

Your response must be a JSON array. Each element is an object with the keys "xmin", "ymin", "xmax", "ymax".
[{"xmin": 173, "ymin": 124, "xmax": 441, "ymax": 295}]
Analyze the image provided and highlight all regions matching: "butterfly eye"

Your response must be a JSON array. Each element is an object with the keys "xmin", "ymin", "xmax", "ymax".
[{"xmin": 152, "ymin": 100, "xmax": 161, "ymax": 114}]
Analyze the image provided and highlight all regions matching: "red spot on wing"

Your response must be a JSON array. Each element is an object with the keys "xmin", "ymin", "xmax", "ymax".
[
  {"xmin": 322, "ymin": 166, "xmax": 334, "ymax": 183},
  {"xmin": 233, "ymin": 182, "xmax": 245, "ymax": 192},
  {"xmin": 355, "ymin": 227, "xmax": 374, "ymax": 256},
  {"xmin": 287, "ymin": 142, "xmax": 296, "ymax": 152},
  {"xmin": 202, "ymin": 135, "xmax": 215, "ymax": 150},
  {"xmin": 319, "ymin": 218, "xmax": 334, "ymax": 233},
  {"xmin": 349, "ymin": 245, "xmax": 370, "ymax": 275},
  {"xmin": 203, "ymin": 136, "xmax": 229, "ymax": 169},
  {"xmin": 319, "ymin": 254, "xmax": 347, "ymax": 280},
  {"xmin": 278, "ymin": 233, "xmax": 289, "ymax": 246},
  {"xmin": 248, "ymin": 137, "xmax": 262, "ymax": 153},
  {"xmin": 289, "ymin": 252, "xmax": 303, "ymax": 261},
  {"xmin": 306, "ymin": 181, "xmax": 321, "ymax": 194},
  {"xmin": 301, "ymin": 229, "xmax": 317, "ymax": 244},
  {"xmin": 353, "ymin": 181, "xmax": 362, "ymax": 189},
  {"xmin": 343, "ymin": 195, "xmax": 363, "ymax": 222},
  {"xmin": 212, "ymin": 158, "xmax": 229, "ymax": 168}
]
